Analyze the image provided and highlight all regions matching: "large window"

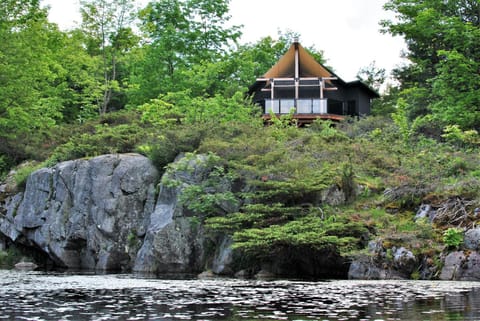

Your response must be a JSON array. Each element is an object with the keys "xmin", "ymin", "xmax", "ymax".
[{"xmin": 265, "ymin": 99, "xmax": 328, "ymax": 114}]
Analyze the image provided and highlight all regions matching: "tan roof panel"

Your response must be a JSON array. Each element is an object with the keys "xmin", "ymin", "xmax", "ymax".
[{"xmin": 262, "ymin": 43, "xmax": 332, "ymax": 79}]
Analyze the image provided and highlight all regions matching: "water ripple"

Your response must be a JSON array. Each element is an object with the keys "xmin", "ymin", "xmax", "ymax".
[{"xmin": 1, "ymin": 270, "xmax": 480, "ymax": 320}]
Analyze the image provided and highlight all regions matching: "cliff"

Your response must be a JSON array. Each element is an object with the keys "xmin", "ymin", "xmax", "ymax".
[
  {"xmin": 2, "ymin": 152, "xmax": 480, "ymax": 280},
  {"xmin": 0, "ymin": 154, "xmax": 207, "ymax": 273}
]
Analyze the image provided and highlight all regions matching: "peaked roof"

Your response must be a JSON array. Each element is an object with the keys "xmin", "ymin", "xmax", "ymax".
[
  {"xmin": 262, "ymin": 42, "xmax": 333, "ymax": 79},
  {"xmin": 248, "ymin": 41, "xmax": 379, "ymax": 98}
]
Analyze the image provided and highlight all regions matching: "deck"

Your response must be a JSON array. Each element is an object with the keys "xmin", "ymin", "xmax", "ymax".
[
  {"xmin": 262, "ymin": 98, "xmax": 346, "ymax": 125},
  {"xmin": 262, "ymin": 113, "xmax": 345, "ymax": 126}
]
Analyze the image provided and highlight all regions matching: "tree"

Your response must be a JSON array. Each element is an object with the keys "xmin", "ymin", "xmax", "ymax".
[
  {"xmin": 0, "ymin": 0, "xmax": 65, "ymax": 162},
  {"xmin": 128, "ymin": 0, "xmax": 241, "ymax": 105},
  {"xmin": 356, "ymin": 61, "xmax": 386, "ymax": 92},
  {"xmin": 80, "ymin": 0, "xmax": 138, "ymax": 114},
  {"xmin": 382, "ymin": 0, "xmax": 480, "ymax": 129}
]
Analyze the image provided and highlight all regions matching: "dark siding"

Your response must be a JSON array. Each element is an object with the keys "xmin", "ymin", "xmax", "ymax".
[{"xmin": 249, "ymin": 78, "xmax": 376, "ymax": 116}]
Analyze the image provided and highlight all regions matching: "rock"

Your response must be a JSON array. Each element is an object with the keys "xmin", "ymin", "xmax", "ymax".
[
  {"xmin": 133, "ymin": 154, "xmax": 223, "ymax": 274},
  {"xmin": 320, "ymin": 185, "xmax": 346, "ymax": 206},
  {"xmin": 234, "ymin": 269, "xmax": 250, "ymax": 279},
  {"xmin": 211, "ymin": 236, "xmax": 234, "ymax": 275},
  {"xmin": 14, "ymin": 261, "xmax": 38, "ymax": 271},
  {"xmin": 393, "ymin": 247, "xmax": 417, "ymax": 274},
  {"xmin": 0, "ymin": 154, "xmax": 159, "ymax": 271},
  {"xmin": 255, "ymin": 269, "xmax": 276, "ymax": 280},
  {"xmin": 348, "ymin": 257, "xmax": 405, "ymax": 280},
  {"xmin": 464, "ymin": 228, "xmax": 480, "ymax": 250},
  {"xmin": 440, "ymin": 251, "xmax": 480, "ymax": 281},
  {"xmin": 415, "ymin": 204, "xmax": 437, "ymax": 222},
  {"xmin": 197, "ymin": 270, "xmax": 216, "ymax": 279}
]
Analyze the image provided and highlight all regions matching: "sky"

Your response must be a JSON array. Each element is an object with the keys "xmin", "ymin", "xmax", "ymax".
[{"xmin": 41, "ymin": 0, "xmax": 407, "ymax": 82}]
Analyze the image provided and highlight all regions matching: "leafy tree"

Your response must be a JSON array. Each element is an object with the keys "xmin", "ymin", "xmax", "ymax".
[
  {"xmin": 0, "ymin": 0, "xmax": 65, "ymax": 163},
  {"xmin": 431, "ymin": 50, "xmax": 480, "ymax": 129},
  {"xmin": 382, "ymin": 0, "xmax": 480, "ymax": 129},
  {"xmin": 139, "ymin": 90, "xmax": 258, "ymax": 126},
  {"xmin": 356, "ymin": 61, "xmax": 386, "ymax": 92},
  {"xmin": 52, "ymin": 30, "xmax": 104, "ymax": 122},
  {"xmin": 80, "ymin": 0, "xmax": 138, "ymax": 114},
  {"xmin": 129, "ymin": 0, "xmax": 241, "ymax": 105}
]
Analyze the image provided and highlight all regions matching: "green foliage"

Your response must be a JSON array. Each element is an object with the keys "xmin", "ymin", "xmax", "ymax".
[
  {"xmin": 47, "ymin": 119, "xmax": 147, "ymax": 165},
  {"xmin": 442, "ymin": 125, "xmax": 480, "ymax": 149},
  {"xmin": 0, "ymin": 247, "xmax": 24, "ymax": 268},
  {"xmin": 431, "ymin": 50, "xmax": 480, "ymax": 129},
  {"xmin": 309, "ymin": 119, "xmax": 349, "ymax": 142},
  {"xmin": 139, "ymin": 90, "xmax": 258, "ymax": 126},
  {"xmin": 391, "ymin": 98, "xmax": 412, "ymax": 144},
  {"xmin": 80, "ymin": 0, "xmax": 137, "ymax": 114},
  {"xmin": 356, "ymin": 60, "xmax": 386, "ymax": 92},
  {"xmin": 129, "ymin": 0, "xmax": 241, "ymax": 104},
  {"xmin": 443, "ymin": 227, "xmax": 464, "ymax": 248},
  {"xmin": 161, "ymin": 152, "xmax": 240, "ymax": 217},
  {"xmin": 142, "ymin": 126, "xmax": 205, "ymax": 171},
  {"xmin": 232, "ymin": 215, "xmax": 367, "ymax": 258},
  {"xmin": 13, "ymin": 162, "xmax": 42, "ymax": 190},
  {"xmin": 382, "ymin": 0, "xmax": 480, "ymax": 130}
]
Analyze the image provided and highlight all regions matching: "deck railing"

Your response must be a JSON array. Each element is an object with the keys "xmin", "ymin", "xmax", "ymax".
[{"xmin": 265, "ymin": 98, "xmax": 328, "ymax": 114}]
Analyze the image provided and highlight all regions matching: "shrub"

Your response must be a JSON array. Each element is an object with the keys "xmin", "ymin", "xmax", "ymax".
[
  {"xmin": 47, "ymin": 122, "xmax": 147, "ymax": 165},
  {"xmin": 14, "ymin": 162, "xmax": 42, "ymax": 190},
  {"xmin": 442, "ymin": 125, "xmax": 480, "ymax": 149},
  {"xmin": 443, "ymin": 228, "xmax": 464, "ymax": 248},
  {"xmin": 145, "ymin": 126, "xmax": 206, "ymax": 172}
]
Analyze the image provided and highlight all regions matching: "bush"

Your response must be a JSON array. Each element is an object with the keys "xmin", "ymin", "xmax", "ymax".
[
  {"xmin": 0, "ymin": 247, "xmax": 24, "ymax": 268},
  {"xmin": 14, "ymin": 162, "xmax": 42, "ymax": 190},
  {"xmin": 47, "ymin": 122, "xmax": 147, "ymax": 165},
  {"xmin": 443, "ymin": 228, "xmax": 464, "ymax": 248},
  {"xmin": 144, "ymin": 126, "xmax": 206, "ymax": 172}
]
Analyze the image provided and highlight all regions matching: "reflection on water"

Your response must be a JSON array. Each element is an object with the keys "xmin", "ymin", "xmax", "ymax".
[{"xmin": 1, "ymin": 270, "xmax": 480, "ymax": 320}]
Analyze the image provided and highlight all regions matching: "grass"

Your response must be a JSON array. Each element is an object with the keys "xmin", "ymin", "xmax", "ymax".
[{"xmin": 4, "ymin": 111, "xmax": 480, "ymax": 275}]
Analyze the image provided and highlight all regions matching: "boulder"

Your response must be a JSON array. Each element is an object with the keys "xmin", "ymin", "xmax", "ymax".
[
  {"xmin": 133, "ymin": 154, "xmax": 223, "ymax": 274},
  {"xmin": 393, "ymin": 247, "xmax": 417, "ymax": 274},
  {"xmin": 415, "ymin": 204, "xmax": 437, "ymax": 222},
  {"xmin": 348, "ymin": 257, "xmax": 405, "ymax": 280},
  {"xmin": 440, "ymin": 251, "xmax": 480, "ymax": 281},
  {"xmin": 211, "ymin": 236, "xmax": 234, "ymax": 275},
  {"xmin": 0, "ymin": 154, "xmax": 159, "ymax": 271},
  {"xmin": 464, "ymin": 228, "xmax": 480, "ymax": 251}
]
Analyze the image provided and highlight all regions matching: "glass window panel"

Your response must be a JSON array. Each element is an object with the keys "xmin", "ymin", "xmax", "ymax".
[
  {"xmin": 319, "ymin": 99, "xmax": 328, "ymax": 114},
  {"xmin": 265, "ymin": 99, "xmax": 279, "ymax": 114},
  {"xmin": 297, "ymin": 99, "xmax": 312, "ymax": 113},
  {"xmin": 280, "ymin": 99, "xmax": 295, "ymax": 114},
  {"xmin": 312, "ymin": 99, "xmax": 320, "ymax": 113}
]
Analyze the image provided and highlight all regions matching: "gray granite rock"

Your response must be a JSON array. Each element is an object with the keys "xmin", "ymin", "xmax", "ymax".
[{"xmin": 440, "ymin": 251, "xmax": 480, "ymax": 281}]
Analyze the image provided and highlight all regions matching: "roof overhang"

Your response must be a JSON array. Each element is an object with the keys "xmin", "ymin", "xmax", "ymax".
[{"xmin": 262, "ymin": 43, "xmax": 333, "ymax": 79}]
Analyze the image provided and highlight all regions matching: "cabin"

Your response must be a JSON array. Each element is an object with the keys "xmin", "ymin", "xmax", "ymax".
[{"xmin": 248, "ymin": 40, "xmax": 379, "ymax": 125}]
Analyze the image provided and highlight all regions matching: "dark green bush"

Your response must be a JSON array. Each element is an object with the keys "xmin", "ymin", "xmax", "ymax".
[
  {"xmin": 47, "ymin": 122, "xmax": 147, "ymax": 165},
  {"xmin": 145, "ymin": 125, "xmax": 206, "ymax": 171}
]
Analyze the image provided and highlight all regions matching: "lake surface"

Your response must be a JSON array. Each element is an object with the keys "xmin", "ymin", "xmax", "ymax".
[{"xmin": 1, "ymin": 270, "xmax": 480, "ymax": 321}]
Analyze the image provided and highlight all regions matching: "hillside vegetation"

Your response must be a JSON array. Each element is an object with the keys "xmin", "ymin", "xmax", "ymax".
[
  {"xmin": 7, "ymin": 110, "xmax": 479, "ymax": 276},
  {"xmin": 1, "ymin": 0, "xmax": 480, "ymax": 276}
]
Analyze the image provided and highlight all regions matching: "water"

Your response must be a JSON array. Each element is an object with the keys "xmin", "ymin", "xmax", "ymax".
[{"xmin": 1, "ymin": 270, "xmax": 480, "ymax": 321}]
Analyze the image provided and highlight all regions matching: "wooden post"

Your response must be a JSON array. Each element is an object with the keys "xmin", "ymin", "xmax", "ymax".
[
  {"xmin": 294, "ymin": 43, "xmax": 299, "ymax": 109},
  {"xmin": 270, "ymin": 78, "xmax": 274, "ymax": 113},
  {"xmin": 319, "ymin": 78, "xmax": 324, "ymax": 99}
]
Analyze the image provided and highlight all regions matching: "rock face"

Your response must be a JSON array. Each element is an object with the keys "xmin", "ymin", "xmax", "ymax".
[
  {"xmin": 440, "ymin": 251, "xmax": 480, "ymax": 281},
  {"xmin": 348, "ymin": 241, "xmax": 416, "ymax": 280},
  {"xmin": 133, "ymin": 155, "xmax": 210, "ymax": 273},
  {"xmin": 0, "ymin": 153, "xmax": 209, "ymax": 273},
  {"xmin": 464, "ymin": 228, "xmax": 480, "ymax": 251},
  {"xmin": 415, "ymin": 204, "xmax": 437, "ymax": 222}
]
